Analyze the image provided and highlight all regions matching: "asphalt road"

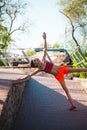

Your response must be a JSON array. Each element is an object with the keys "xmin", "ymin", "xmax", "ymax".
[{"xmin": 11, "ymin": 76, "xmax": 87, "ymax": 130}]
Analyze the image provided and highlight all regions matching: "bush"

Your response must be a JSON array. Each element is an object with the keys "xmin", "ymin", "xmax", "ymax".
[
  {"xmin": 72, "ymin": 59, "xmax": 87, "ymax": 78},
  {"xmin": 0, "ymin": 60, "xmax": 5, "ymax": 66},
  {"xmin": 0, "ymin": 59, "xmax": 9, "ymax": 66},
  {"xmin": 26, "ymin": 49, "xmax": 36, "ymax": 56}
]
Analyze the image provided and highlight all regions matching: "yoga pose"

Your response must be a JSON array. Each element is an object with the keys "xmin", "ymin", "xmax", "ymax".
[{"xmin": 15, "ymin": 32, "xmax": 87, "ymax": 111}]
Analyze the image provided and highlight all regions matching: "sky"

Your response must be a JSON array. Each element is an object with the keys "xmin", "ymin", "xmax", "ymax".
[{"xmin": 12, "ymin": 0, "xmax": 68, "ymax": 49}]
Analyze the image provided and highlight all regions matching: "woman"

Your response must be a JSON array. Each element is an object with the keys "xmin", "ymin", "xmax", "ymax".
[{"xmin": 15, "ymin": 32, "xmax": 87, "ymax": 111}]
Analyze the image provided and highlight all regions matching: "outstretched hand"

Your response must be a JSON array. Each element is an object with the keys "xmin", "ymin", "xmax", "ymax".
[
  {"xmin": 42, "ymin": 32, "xmax": 46, "ymax": 40},
  {"xmin": 12, "ymin": 75, "xmax": 31, "ymax": 84}
]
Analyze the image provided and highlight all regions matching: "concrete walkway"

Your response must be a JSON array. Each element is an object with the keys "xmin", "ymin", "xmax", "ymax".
[{"xmin": 11, "ymin": 76, "xmax": 87, "ymax": 130}]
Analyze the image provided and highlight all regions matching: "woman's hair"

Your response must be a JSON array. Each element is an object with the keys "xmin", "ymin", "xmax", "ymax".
[{"xmin": 30, "ymin": 58, "xmax": 39, "ymax": 68}]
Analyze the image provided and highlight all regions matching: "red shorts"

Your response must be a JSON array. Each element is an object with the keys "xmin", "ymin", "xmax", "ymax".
[{"xmin": 54, "ymin": 66, "xmax": 69, "ymax": 83}]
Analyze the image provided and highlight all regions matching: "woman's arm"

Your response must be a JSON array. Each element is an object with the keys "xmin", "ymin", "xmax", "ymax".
[
  {"xmin": 12, "ymin": 69, "xmax": 41, "ymax": 84},
  {"xmin": 42, "ymin": 32, "xmax": 53, "ymax": 63},
  {"xmin": 30, "ymin": 69, "xmax": 41, "ymax": 76},
  {"xmin": 42, "ymin": 32, "xmax": 47, "ymax": 62}
]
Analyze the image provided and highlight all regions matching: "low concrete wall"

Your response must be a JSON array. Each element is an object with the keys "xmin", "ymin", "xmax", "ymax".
[{"xmin": 0, "ymin": 81, "xmax": 28, "ymax": 130}]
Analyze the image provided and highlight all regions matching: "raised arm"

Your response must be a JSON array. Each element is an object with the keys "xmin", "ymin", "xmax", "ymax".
[
  {"xmin": 42, "ymin": 32, "xmax": 47, "ymax": 62},
  {"xmin": 42, "ymin": 32, "xmax": 53, "ymax": 63}
]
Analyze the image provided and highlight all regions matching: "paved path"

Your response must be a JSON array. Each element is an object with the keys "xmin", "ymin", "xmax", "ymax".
[{"xmin": 11, "ymin": 76, "xmax": 87, "ymax": 130}]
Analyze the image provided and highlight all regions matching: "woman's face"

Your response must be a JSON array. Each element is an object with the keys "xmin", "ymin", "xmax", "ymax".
[{"xmin": 33, "ymin": 58, "xmax": 41, "ymax": 67}]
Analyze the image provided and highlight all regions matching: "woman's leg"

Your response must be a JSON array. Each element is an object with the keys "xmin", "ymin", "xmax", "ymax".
[
  {"xmin": 68, "ymin": 67, "xmax": 87, "ymax": 73},
  {"xmin": 60, "ymin": 80, "xmax": 76, "ymax": 110},
  {"xmin": 60, "ymin": 80, "xmax": 73, "ymax": 104}
]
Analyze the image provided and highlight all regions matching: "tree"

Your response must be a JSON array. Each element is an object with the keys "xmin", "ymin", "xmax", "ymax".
[
  {"xmin": 0, "ymin": 0, "xmax": 30, "ymax": 49},
  {"xmin": 58, "ymin": 0, "xmax": 87, "ymax": 47}
]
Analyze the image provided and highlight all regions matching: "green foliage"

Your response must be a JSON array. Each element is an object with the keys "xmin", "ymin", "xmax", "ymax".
[
  {"xmin": 59, "ymin": 0, "xmax": 87, "ymax": 22},
  {"xmin": 26, "ymin": 49, "xmax": 36, "ymax": 56},
  {"xmin": 65, "ymin": 2, "xmax": 86, "ymax": 19},
  {"xmin": 0, "ymin": 59, "xmax": 9, "ymax": 66},
  {"xmin": 53, "ymin": 43, "xmax": 60, "ymax": 48},
  {"xmin": 0, "ymin": 24, "xmax": 12, "ymax": 49},
  {"xmin": 73, "ymin": 60, "xmax": 87, "ymax": 78},
  {"xmin": 0, "ymin": 60, "xmax": 5, "ymax": 66},
  {"xmin": 59, "ymin": 0, "xmax": 71, "ymax": 6},
  {"xmin": 1, "ymin": 33, "xmax": 11, "ymax": 48},
  {"xmin": 72, "ymin": 51, "xmax": 87, "ymax": 78}
]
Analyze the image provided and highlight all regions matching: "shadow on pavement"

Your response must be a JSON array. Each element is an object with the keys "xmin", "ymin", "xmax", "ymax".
[{"xmin": 11, "ymin": 78, "xmax": 87, "ymax": 130}]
